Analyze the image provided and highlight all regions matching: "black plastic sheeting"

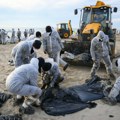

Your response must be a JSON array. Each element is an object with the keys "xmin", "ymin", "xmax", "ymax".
[
  {"xmin": 41, "ymin": 99, "xmax": 96, "ymax": 116},
  {"xmin": 41, "ymin": 76, "xmax": 104, "ymax": 116}
]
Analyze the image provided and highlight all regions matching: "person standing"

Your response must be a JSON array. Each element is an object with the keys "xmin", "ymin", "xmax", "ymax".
[
  {"xmin": 17, "ymin": 28, "xmax": 21, "ymax": 42},
  {"xmin": 43, "ymin": 26, "xmax": 68, "ymax": 71},
  {"xmin": 24, "ymin": 29, "xmax": 28, "ymax": 39},
  {"xmin": 43, "ymin": 26, "xmax": 64, "ymax": 64},
  {"xmin": 10, "ymin": 28, "xmax": 15, "ymax": 44},
  {"xmin": 90, "ymin": 30, "xmax": 115, "ymax": 79},
  {"xmin": 1, "ymin": 29, "xmax": 7, "ymax": 45}
]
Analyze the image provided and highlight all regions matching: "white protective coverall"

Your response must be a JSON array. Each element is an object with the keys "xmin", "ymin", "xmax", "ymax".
[
  {"xmin": 108, "ymin": 58, "xmax": 120, "ymax": 100},
  {"xmin": 1, "ymin": 29, "xmax": 7, "ymax": 44},
  {"xmin": 43, "ymin": 30, "xmax": 64, "ymax": 65},
  {"xmin": 17, "ymin": 29, "xmax": 21, "ymax": 42},
  {"xmin": 11, "ymin": 40, "xmax": 37, "ymax": 67},
  {"xmin": 90, "ymin": 31, "xmax": 113, "ymax": 77},
  {"xmin": 45, "ymin": 58, "xmax": 62, "ymax": 87},
  {"xmin": 6, "ymin": 58, "xmax": 42, "ymax": 97},
  {"xmin": 11, "ymin": 29, "xmax": 15, "ymax": 43}
]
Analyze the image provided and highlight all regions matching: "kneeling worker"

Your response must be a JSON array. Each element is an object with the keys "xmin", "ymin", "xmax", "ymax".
[
  {"xmin": 6, "ymin": 57, "xmax": 51, "ymax": 114},
  {"xmin": 41, "ymin": 58, "xmax": 64, "ymax": 89}
]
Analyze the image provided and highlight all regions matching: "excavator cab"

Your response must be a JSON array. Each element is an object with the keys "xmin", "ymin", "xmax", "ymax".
[
  {"xmin": 80, "ymin": 7, "xmax": 112, "ymax": 35},
  {"xmin": 57, "ymin": 20, "xmax": 73, "ymax": 38},
  {"xmin": 75, "ymin": 1, "xmax": 117, "ymax": 40}
]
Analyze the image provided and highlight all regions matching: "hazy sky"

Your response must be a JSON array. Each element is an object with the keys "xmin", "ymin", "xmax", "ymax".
[{"xmin": 0, "ymin": 0, "xmax": 120, "ymax": 29}]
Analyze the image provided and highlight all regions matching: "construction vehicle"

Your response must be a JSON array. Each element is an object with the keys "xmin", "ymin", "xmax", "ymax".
[
  {"xmin": 63, "ymin": 1, "xmax": 117, "ymax": 64},
  {"xmin": 57, "ymin": 20, "xmax": 73, "ymax": 38}
]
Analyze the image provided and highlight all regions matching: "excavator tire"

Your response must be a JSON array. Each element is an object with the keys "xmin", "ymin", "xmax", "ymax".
[{"xmin": 64, "ymin": 33, "xmax": 69, "ymax": 38}]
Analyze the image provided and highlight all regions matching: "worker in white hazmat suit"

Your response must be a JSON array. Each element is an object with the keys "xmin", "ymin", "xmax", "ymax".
[
  {"xmin": 43, "ymin": 26, "xmax": 64, "ymax": 64},
  {"xmin": 10, "ymin": 28, "xmax": 15, "ymax": 44},
  {"xmin": 90, "ymin": 30, "xmax": 115, "ymax": 79},
  {"xmin": 11, "ymin": 39, "xmax": 41, "ymax": 68},
  {"xmin": 43, "ymin": 26, "xmax": 68, "ymax": 71},
  {"xmin": 41, "ymin": 58, "xmax": 64, "ymax": 89},
  {"xmin": 17, "ymin": 28, "xmax": 21, "ymax": 42},
  {"xmin": 104, "ymin": 58, "xmax": 120, "ymax": 105},
  {"xmin": 24, "ymin": 29, "xmax": 28, "ymax": 39},
  {"xmin": 6, "ymin": 57, "xmax": 51, "ymax": 114},
  {"xmin": 1, "ymin": 29, "xmax": 7, "ymax": 44}
]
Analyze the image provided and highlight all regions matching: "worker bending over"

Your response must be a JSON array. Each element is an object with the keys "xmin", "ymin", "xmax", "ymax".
[{"xmin": 42, "ymin": 58, "xmax": 64, "ymax": 89}]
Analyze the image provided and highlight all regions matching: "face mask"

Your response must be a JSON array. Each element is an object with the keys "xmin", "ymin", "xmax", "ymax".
[
  {"xmin": 46, "ymin": 32, "xmax": 52, "ymax": 36},
  {"xmin": 99, "ymin": 39, "xmax": 103, "ymax": 42}
]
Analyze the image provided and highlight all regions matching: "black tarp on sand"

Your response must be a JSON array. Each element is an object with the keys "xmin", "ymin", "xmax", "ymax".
[{"xmin": 41, "ymin": 76, "xmax": 105, "ymax": 116}]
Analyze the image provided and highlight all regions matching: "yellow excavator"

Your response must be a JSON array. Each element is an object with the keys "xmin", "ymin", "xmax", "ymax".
[
  {"xmin": 57, "ymin": 20, "xmax": 73, "ymax": 38},
  {"xmin": 63, "ymin": 1, "xmax": 117, "ymax": 64}
]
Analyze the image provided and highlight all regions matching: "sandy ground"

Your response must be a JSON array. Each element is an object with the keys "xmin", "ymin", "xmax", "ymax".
[{"xmin": 0, "ymin": 36, "xmax": 120, "ymax": 120}]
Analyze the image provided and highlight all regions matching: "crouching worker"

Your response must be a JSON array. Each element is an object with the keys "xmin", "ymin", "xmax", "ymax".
[
  {"xmin": 10, "ymin": 39, "xmax": 41, "ymax": 67},
  {"xmin": 6, "ymin": 57, "xmax": 49, "ymax": 115},
  {"xmin": 104, "ymin": 58, "xmax": 120, "ymax": 105},
  {"xmin": 41, "ymin": 58, "xmax": 64, "ymax": 89}
]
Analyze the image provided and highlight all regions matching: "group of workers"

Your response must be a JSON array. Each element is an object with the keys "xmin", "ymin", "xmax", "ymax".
[
  {"xmin": 4, "ymin": 25, "xmax": 120, "ymax": 114},
  {"xmin": 6, "ymin": 26, "xmax": 68, "ymax": 114},
  {"xmin": 0, "ymin": 28, "xmax": 35, "ymax": 44}
]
